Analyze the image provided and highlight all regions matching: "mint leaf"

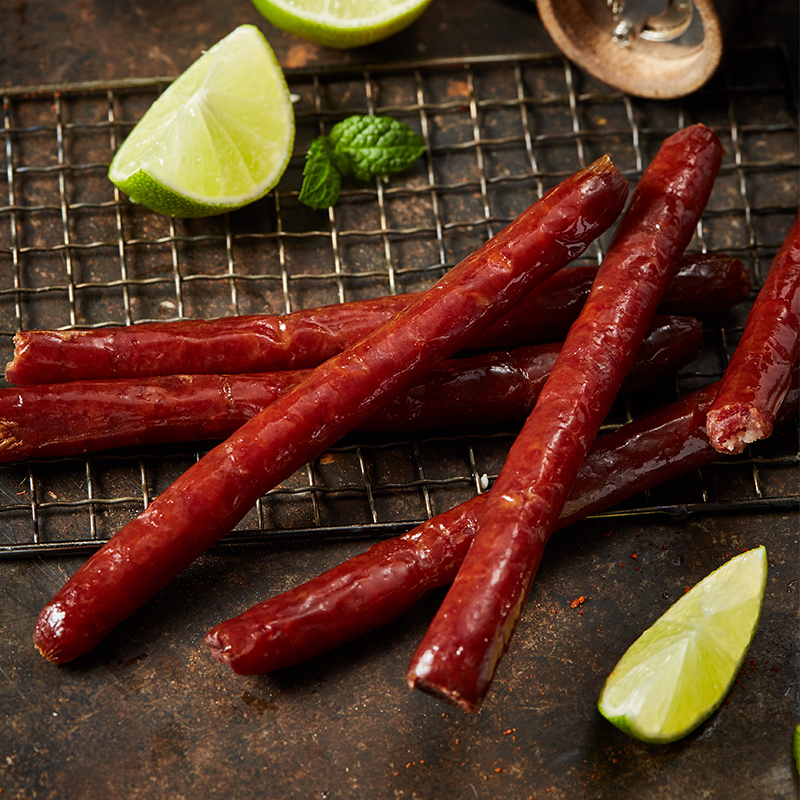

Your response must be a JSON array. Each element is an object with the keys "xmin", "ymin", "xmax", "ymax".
[
  {"xmin": 329, "ymin": 115, "xmax": 426, "ymax": 183},
  {"xmin": 298, "ymin": 115, "xmax": 425, "ymax": 209},
  {"xmin": 298, "ymin": 137, "xmax": 343, "ymax": 210}
]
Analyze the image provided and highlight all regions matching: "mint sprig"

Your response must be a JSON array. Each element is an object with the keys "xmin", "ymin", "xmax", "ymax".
[{"xmin": 298, "ymin": 115, "xmax": 425, "ymax": 209}]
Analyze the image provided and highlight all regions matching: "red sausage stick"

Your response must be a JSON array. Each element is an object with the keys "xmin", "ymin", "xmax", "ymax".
[
  {"xmin": 0, "ymin": 316, "xmax": 700, "ymax": 462},
  {"xmin": 206, "ymin": 367, "xmax": 799, "ymax": 675},
  {"xmin": 5, "ymin": 253, "xmax": 747, "ymax": 386},
  {"xmin": 407, "ymin": 124, "xmax": 723, "ymax": 712},
  {"xmin": 706, "ymin": 213, "xmax": 800, "ymax": 453},
  {"xmin": 33, "ymin": 157, "xmax": 628, "ymax": 664}
]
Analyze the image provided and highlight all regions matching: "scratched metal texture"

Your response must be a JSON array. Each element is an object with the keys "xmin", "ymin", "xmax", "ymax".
[{"xmin": 0, "ymin": 40, "xmax": 798, "ymax": 800}]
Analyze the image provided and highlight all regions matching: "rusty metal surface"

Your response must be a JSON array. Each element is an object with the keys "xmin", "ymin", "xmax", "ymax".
[{"xmin": 1, "ymin": 2, "xmax": 799, "ymax": 799}]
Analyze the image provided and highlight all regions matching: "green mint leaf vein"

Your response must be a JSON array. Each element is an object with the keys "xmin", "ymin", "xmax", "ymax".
[
  {"xmin": 298, "ymin": 115, "xmax": 425, "ymax": 209},
  {"xmin": 329, "ymin": 115, "xmax": 426, "ymax": 182}
]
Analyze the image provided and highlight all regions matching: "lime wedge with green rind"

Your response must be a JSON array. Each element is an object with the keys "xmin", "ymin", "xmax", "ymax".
[
  {"xmin": 109, "ymin": 25, "xmax": 294, "ymax": 218},
  {"xmin": 598, "ymin": 546, "xmax": 767, "ymax": 744},
  {"xmin": 793, "ymin": 724, "xmax": 800, "ymax": 775},
  {"xmin": 250, "ymin": 0, "xmax": 434, "ymax": 49}
]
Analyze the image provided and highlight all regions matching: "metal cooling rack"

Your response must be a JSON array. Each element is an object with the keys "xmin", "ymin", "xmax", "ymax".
[{"xmin": 0, "ymin": 44, "xmax": 797, "ymax": 558}]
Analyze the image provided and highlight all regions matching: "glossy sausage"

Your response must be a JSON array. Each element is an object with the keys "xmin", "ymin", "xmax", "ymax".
[
  {"xmin": 5, "ymin": 253, "xmax": 747, "ymax": 386},
  {"xmin": 705, "ymin": 213, "xmax": 800, "ymax": 453},
  {"xmin": 0, "ymin": 316, "xmax": 700, "ymax": 461},
  {"xmin": 407, "ymin": 124, "xmax": 723, "ymax": 712},
  {"xmin": 33, "ymin": 156, "xmax": 628, "ymax": 664},
  {"xmin": 205, "ymin": 366, "xmax": 800, "ymax": 675}
]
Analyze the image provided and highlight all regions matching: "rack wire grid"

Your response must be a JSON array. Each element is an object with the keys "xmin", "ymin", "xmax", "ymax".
[{"xmin": 0, "ymin": 43, "xmax": 798, "ymax": 558}]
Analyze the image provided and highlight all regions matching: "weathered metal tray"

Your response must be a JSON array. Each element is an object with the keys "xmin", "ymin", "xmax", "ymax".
[{"xmin": 1, "ymin": 42, "xmax": 797, "ymax": 800}]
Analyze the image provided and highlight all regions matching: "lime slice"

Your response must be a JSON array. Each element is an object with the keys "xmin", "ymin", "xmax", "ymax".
[
  {"xmin": 598, "ymin": 546, "xmax": 767, "ymax": 744},
  {"xmin": 109, "ymin": 25, "xmax": 294, "ymax": 218},
  {"xmin": 794, "ymin": 724, "xmax": 800, "ymax": 775},
  {"xmin": 250, "ymin": 0, "xmax": 434, "ymax": 49}
]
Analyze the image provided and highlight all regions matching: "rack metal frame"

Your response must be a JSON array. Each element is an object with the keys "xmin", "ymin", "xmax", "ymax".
[{"xmin": 1, "ymin": 44, "xmax": 797, "ymax": 558}]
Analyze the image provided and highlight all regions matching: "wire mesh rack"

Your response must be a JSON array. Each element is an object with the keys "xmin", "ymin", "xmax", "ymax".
[{"xmin": 0, "ymin": 43, "xmax": 797, "ymax": 558}]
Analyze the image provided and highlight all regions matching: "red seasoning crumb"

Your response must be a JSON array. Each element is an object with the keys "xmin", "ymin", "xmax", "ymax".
[{"xmin": 570, "ymin": 596, "xmax": 587, "ymax": 608}]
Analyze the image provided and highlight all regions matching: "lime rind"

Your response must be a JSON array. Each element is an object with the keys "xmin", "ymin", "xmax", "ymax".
[
  {"xmin": 250, "ymin": 0, "xmax": 434, "ymax": 49},
  {"xmin": 793, "ymin": 724, "xmax": 800, "ymax": 775},
  {"xmin": 598, "ymin": 546, "xmax": 767, "ymax": 744},
  {"xmin": 109, "ymin": 25, "xmax": 294, "ymax": 218}
]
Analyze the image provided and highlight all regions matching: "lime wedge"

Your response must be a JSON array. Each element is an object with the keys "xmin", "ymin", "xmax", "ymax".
[
  {"xmin": 598, "ymin": 546, "xmax": 767, "ymax": 744},
  {"xmin": 794, "ymin": 724, "xmax": 800, "ymax": 775},
  {"xmin": 109, "ymin": 25, "xmax": 294, "ymax": 218},
  {"xmin": 250, "ymin": 0, "xmax": 434, "ymax": 49}
]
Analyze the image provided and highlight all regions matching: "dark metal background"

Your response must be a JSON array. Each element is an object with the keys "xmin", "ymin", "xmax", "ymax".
[{"xmin": 1, "ymin": 4, "xmax": 798, "ymax": 799}]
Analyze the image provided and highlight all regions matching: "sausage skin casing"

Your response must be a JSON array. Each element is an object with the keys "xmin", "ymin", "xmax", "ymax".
[
  {"xmin": 407, "ymin": 124, "xmax": 723, "ymax": 712},
  {"xmin": 706, "ymin": 213, "xmax": 800, "ymax": 453},
  {"xmin": 205, "ymin": 366, "xmax": 799, "ymax": 675},
  {"xmin": 0, "ymin": 315, "xmax": 700, "ymax": 461},
  {"xmin": 5, "ymin": 253, "xmax": 747, "ymax": 385},
  {"xmin": 33, "ymin": 157, "xmax": 628, "ymax": 664}
]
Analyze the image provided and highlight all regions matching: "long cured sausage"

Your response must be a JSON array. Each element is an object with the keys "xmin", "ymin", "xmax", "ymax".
[
  {"xmin": 33, "ymin": 157, "xmax": 629, "ymax": 664},
  {"xmin": 5, "ymin": 253, "xmax": 747, "ymax": 386},
  {"xmin": 407, "ymin": 124, "xmax": 723, "ymax": 712},
  {"xmin": 705, "ymin": 213, "xmax": 800, "ymax": 453},
  {"xmin": 205, "ymin": 367, "xmax": 800, "ymax": 675},
  {"xmin": 0, "ymin": 316, "xmax": 701, "ymax": 461}
]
